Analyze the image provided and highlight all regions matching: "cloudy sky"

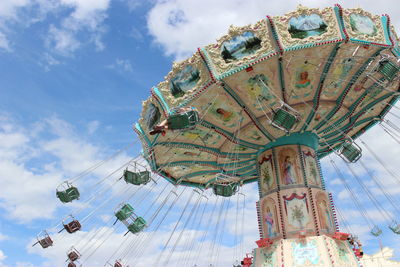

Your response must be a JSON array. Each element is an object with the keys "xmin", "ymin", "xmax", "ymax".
[{"xmin": 1, "ymin": 0, "xmax": 400, "ymax": 266}]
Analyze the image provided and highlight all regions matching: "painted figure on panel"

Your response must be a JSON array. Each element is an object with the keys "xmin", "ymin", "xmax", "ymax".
[
  {"xmin": 265, "ymin": 207, "xmax": 275, "ymax": 237},
  {"xmin": 216, "ymin": 108, "xmax": 234, "ymax": 121},
  {"xmin": 303, "ymin": 150, "xmax": 320, "ymax": 186},
  {"xmin": 318, "ymin": 199, "xmax": 333, "ymax": 231},
  {"xmin": 278, "ymin": 147, "xmax": 301, "ymax": 186},
  {"xmin": 246, "ymin": 74, "xmax": 275, "ymax": 102},
  {"xmin": 210, "ymin": 98, "xmax": 238, "ymax": 128},
  {"xmin": 316, "ymin": 193, "xmax": 333, "ymax": 231},
  {"xmin": 327, "ymin": 58, "xmax": 354, "ymax": 90},
  {"xmin": 262, "ymin": 198, "xmax": 278, "ymax": 238},
  {"xmin": 295, "ymin": 63, "xmax": 313, "ymax": 90},
  {"xmin": 283, "ymin": 156, "xmax": 296, "ymax": 185}
]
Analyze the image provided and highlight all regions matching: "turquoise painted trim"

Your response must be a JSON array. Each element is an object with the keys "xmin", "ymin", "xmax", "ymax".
[
  {"xmin": 321, "ymin": 92, "xmax": 395, "ymax": 140},
  {"xmin": 243, "ymin": 177, "xmax": 258, "ymax": 184},
  {"xmin": 154, "ymin": 141, "xmax": 257, "ymax": 158},
  {"xmin": 283, "ymin": 38, "xmax": 341, "ymax": 52},
  {"xmin": 301, "ymin": 43, "xmax": 341, "ymax": 131},
  {"xmin": 277, "ymin": 56, "xmax": 286, "ymax": 103},
  {"xmin": 314, "ymin": 48, "xmax": 384, "ymax": 131},
  {"xmin": 216, "ymin": 50, "xmax": 278, "ymax": 80},
  {"xmin": 221, "ymin": 82, "xmax": 275, "ymax": 141},
  {"xmin": 200, "ymin": 120, "xmax": 263, "ymax": 150},
  {"xmin": 334, "ymin": 5, "xmax": 347, "ymax": 41},
  {"xmin": 272, "ymin": 148, "xmax": 281, "ymax": 188},
  {"xmin": 152, "ymin": 87, "xmax": 170, "ymax": 114},
  {"xmin": 200, "ymin": 48, "xmax": 219, "ymax": 80},
  {"xmin": 251, "ymin": 248, "xmax": 256, "ymax": 267},
  {"xmin": 257, "ymin": 132, "xmax": 319, "ymax": 159},
  {"xmin": 158, "ymin": 158, "xmax": 256, "ymax": 168},
  {"xmin": 323, "ymin": 116, "xmax": 378, "ymax": 144},
  {"xmin": 135, "ymin": 123, "xmax": 152, "ymax": 149},
  {"xmin": 382, "ymin": 16, "xmax": 392, "ymax": 46},
  {"xmin": 318, "ymin": 77, "xmax": 386, "ymax": 135},
  {"xmin": 298, "ymin": 145, "xmax": 308, "ymax": 187},
  {"xmin": 179, "ymin": 164, "xmax": 257, "ymax": 180},
  {"xmin": 156, "ymin": 169, "xmax": 205, "ymax": 189}
]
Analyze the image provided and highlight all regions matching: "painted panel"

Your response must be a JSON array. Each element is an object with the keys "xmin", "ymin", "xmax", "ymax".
[
  {"xmin": 156, "ymin": 52, "xmax": 212, "ymax": 106},
  {"xmin": 273, "ymin": 6, "xmax": 341, "ymax": 49},
  {"xmin": 275, "ymin": 145, "xmax": 304, "ymax": 186},
  {"xmin": 301, "ymin": 147, "xmax": 322, "ymax": 187},
  {"xmin": 315, "ymin": 192, "xmax": 335, "ymax": 233},
  {"xmin": 260, "ymin": 197, "xmax": 281, "ymax": 239},
  {"xmin": 259, "ymin": 152, "xmax": 278, "ymax": 195},
  {"xmin": 203, "ymin": 19, "xmax": 274, "ymax": 77},
  {"xmin": 342, "ymin": 8, "xmax": 386, "ymax": 44}
]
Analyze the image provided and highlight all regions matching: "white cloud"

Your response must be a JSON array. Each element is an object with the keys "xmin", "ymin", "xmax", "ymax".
[
  {"xmin": 0, "ymin": 0, "xmax": 111, "ymax": 54},
  {"xmin": 0, "ymin": 250, "xmax": 5, "ymax": 261},
  {"xmin": 107, "ymin": 58, "xmax": 134, "ymax": 73},
  {"xmin": 147, "ymin": 0, "xmax": 400, "ymax": 60},
  {"xmin": 87, "ymin": 120, "xmax": 100, "ymax": 135},
  {"xmin": 0, "ymin": 0, "xmax": 30, "ymax": 18},
  {"xmin": 0, "ymin": 32, "xmax": 11, "ymax": 51},
  {"xmin": 0, "ymin": 115, "xmax": 131, "ymax": 223},
  {"xmin": 45, "ymin": 0, "xmax": 110, "ymax": 55}
]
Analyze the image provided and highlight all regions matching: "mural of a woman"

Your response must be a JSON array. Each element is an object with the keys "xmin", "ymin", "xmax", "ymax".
[
  {"xmin": 283, "ymin": 156, "xmax": 296, "ymax": 185},
  {"xmin": 265, "ymin": 207, "xmax": 276, "ymax": 237},
  {"xmin": 321, "ymin": 200, "xmax": 333, "ymax": 230}
]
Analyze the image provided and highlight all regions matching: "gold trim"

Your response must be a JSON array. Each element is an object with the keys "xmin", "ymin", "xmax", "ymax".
[
  {"xmin": 342, "ymin": 8, "xmax": 385, "ymax": 43},
  {"xmin": 204, "ymin": 19, "xmax": 273, "ymax": 75},
  {"xmin": 273, "ymin": 5, "xmax": 340, "ymax": 48}
]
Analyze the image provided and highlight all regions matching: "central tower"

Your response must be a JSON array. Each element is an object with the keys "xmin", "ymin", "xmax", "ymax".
[{"xmin": 253, "ymin": 133, "xmax": 359, "ymax": 266}]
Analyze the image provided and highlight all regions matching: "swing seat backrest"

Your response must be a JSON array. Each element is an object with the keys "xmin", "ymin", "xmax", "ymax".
[
  {"xmin": 389, "ymin": 224, "xmax": 400, "ymax": 234},
  {"xmin": 128, "ymin": 217, "xmax": 146, "ymax": 233},
  {"xmin": 114, "ymin": 262, "xmax": 123, "ymax": 267},
  {"xmin": 68, "ymin": 251, "xmax": 80, "ymax": 261},
  {"xmin": 340, "ymin": 143, "xmax": 362, "ymax": 163},
  {"xmin": 378, "ymin": 60, "xmax": 399, "ymax": 81},
  {"xmin": 213, "ymin": 183, "xmax": 238, "ymax": 197},
  {"xmin": 64, "ymin": 220, "xmax": 81, "ymax": 233},
  {"xmin": 57, "ymin": 187, "xmax": 80, "ymax": 203},
  {"xmin": 124, "ymin": 170, "xmax": 150, "ymax": 185},
  {"xmin": 115, "ymin": 204, "xmax": 134, "ymax": 221},
  {"xmin": 167, "ymin": 110, "xmax": 199, "ymax": 130},
  {"xmin": 68, "ymin": 262, "xmax": 77, "ymax": 267},
  {"xmin": 271, "ymin": 109, "xmax": 298, "ymax": 131},
  {"xmin": 38, "ymin": 236, "xmax": 53, "ymax": 248}
]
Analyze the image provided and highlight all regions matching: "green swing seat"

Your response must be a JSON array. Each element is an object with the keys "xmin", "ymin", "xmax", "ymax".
[
  {"xmin": 57, "ymin": 186, "xmax": 80, "ymax": 203},
  {"xmin": 378, "ymin": 60, "xmax": 399, "ymax": 81},
  {"xmin": 115, "ymin": 204, "xmax": 134, "ymax": 221},
  {"xmin": 389, "ymin": 221, "xmax": 400, "ymax": 234},
  {"xmin": 340, "ymin": 141, "xmax": 362, "ymax": 163},
  {"xmin": 167, "ymin": 110, "xmax": 199, "ymax": 130},
  {"xmin": 123, "ymin": 170, "xmax": 150, "ymax": 185},
  {"xmin": 127, "ymin": 217, "xmax": 147, "ymax": 234},
  {"xmin": 271, "ymin": 108, "xmax": 298, "ymax": 132},
  {"xmin": 370, "ymin": 225, "xmax": 382, "ymax": 237},
  {"xmin": 213, "ymin": 183, "xmax": 238, "ymax": 197}
]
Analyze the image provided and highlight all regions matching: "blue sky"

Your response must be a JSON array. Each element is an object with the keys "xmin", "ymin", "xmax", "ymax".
[{"xmin": 1, "ymin": 0, "xmax": 400, "ymax": 266}]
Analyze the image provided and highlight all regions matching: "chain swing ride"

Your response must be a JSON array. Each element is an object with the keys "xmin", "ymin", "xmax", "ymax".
[{"xmin": 32, "ymin": 4, "xmax": 400, "ymax": 267}]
